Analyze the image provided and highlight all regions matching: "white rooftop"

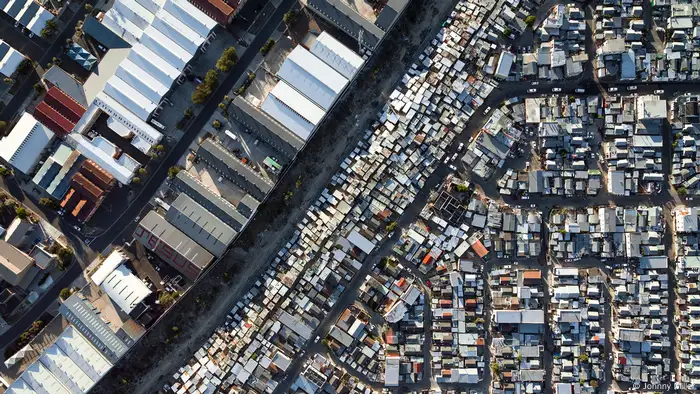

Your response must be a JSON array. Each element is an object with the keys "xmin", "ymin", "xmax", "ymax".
[
  {"xmin": 309, "ymin": 31, "xmax": 364, "ymax": 80},
  {"xmin": 0, "ymin": 40, "xmax": 25, "ymax": 78},
  {"xmin": 91, "ymin": 250, "xmax": 152, "ymax": 314},
  {"xmin": 68, "ymin": 133, "xmax": 137, "ymax": 184},
  {"xmin": 0, "ymin": 112, "xmax": 54, "ymax": 174},
  {"xmin": 277, "ymin": 46, "xmax": 348, "ymax": 111},
  {"xmin": 262, "ymin": 80, "xmax": 324, "ymax": 140}
]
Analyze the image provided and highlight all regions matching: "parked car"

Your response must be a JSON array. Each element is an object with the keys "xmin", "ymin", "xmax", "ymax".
[
  {"xmin": 627, "ymin": 85, "xmax": 638, "ymax": 91},
  {"xmin": 609, "ymin": 87, "xmax": 619, "ymax": 92},
  {"xmin": 531, "ymin": 81, "xmax": 539, "ymax": 86},
  {"xmin": 654, "ymin": 89, "xmax": 665, "ymax": 94},
  {"xmin": 575, "ymin": 88, "xmax": 585, "ymax": 93},
  {"xmin": 483, "ymin": 106, "xmax": 492, "ymax": 114},
  {"xmin": 527, "ymin": 88, "xmax": 537, "ymax": 93},
  {"xmin": 552, "ymin": 87, "xmax": 562, "ymax": 92},
  {"xmin": 457, "ymin": 142, "xmax": 465, "ymax": 152},
  {"xmin": 448, "ymin": 164, "xmax": 457, "ymax": 172}
]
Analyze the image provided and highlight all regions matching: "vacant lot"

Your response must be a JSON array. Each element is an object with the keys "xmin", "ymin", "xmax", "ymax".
[{"xmin": 91, "ymin": 0, "xmax": 462, "ymax": 393}]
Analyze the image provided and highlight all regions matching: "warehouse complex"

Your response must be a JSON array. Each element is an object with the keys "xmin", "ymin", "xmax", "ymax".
[{"xmin": 69, "ymin": 0, "xmax": 218, "ymax": 184}]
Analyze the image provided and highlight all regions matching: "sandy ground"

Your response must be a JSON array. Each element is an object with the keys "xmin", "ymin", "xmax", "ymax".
[{"xmin": 90, "ymin": 1, "xmax": 465, "ymax": 393}]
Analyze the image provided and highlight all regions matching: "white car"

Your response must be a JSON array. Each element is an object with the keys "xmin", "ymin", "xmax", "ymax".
[
  {"xmin": 457, "ymin": 142, "xmax": 465, "ymax": 152},
  {"xmin": 451, "ymin": 153, "xmax": 458, "ymax": 162},
  {"xmin": 483, "ymin": 106, "xmax": 492, "ymax": 115},
  {"xmin": 575, "ymin": 88, "xmax": 585, "ymax": 93},
  {"xmin": 552, "ymin": 87, "xmax": 562, "ymax": 92},
  {"xmin": 448, "ymin": 164, "xmax": 457, "ymax": 172},
  {"xmin": 654, "ymin": 89, "xmax": 664, "ymax": 94},
  {"xmin": 627, "ymin": 85, "xmax": 638, "ymax": 91},
  {"xmin": 531, "ymin": 81, "xmax": 539, "ymax": 86},
  {"xmin": 609, "ymin": 87, "xmax": 618, "ymax": 92},
  {"xmin": 527, "ymin": 88, "xmax": 537, "ymax": 93}
]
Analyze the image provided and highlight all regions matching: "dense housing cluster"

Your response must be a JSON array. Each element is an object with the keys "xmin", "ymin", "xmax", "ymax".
[
  {"xmin": 489, "ymin": 268, "xmax": 546, "ymax": 394},
  {"xmin": 610, "ymin": 257, "xmax": 671, "ymax": 387},
  {"xmin": 602, "ymin": 94, "xmax": 667, "ymax": 195},
  {"xmin": 550, "ymin": 268, "xmax": 607, "ymax": 393},
  {"xmin": 548, "ymin": 206, "xmax": 665, "ymax": 261}
]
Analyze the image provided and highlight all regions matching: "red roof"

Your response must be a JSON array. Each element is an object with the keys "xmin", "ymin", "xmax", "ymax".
[
  {"xmin": 71, "ymin": 172, "xmax": 104, "ymax": 201},
  {"xmin": 80, "ymin": 160, "xmax": 114, "ymax": 190},
  {"xmin": 46, "ymin": 87, "xmax": 85, "ymax": 123},
  {"xmin": 187, "ymin": 0, "xmax": 235, "ymax": 24},
  {"xmin": 34, "ymin": 102, "xmax": 74, "ymax": 136}
]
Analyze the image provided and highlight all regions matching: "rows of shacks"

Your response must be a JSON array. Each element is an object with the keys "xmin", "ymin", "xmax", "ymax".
[
  {"xmin": 673, "ymin": 206, "xmax": 700, "ymax": 390},
  {"xmin": 489, "ymin": 268, "xmax": 547, "ymax": 394},
  {"xmin": 609, "ymin": 255, "xmax": 671, "ymax": 387},
  {"xmin": 602, "ymin": 95, "xmax": 667, "ymax": 195},
  {"xmin": 499, "ymin": 95, "xmax": 603, "ymax": 197},
  {"xmin": 550, "ymin": 267, "xmax": 607, "ymax": 394},
  {"xmin": 164, "ymin": 0, "xmax": 512, "ymax": 390},
  {"xmin": 671, "ymin": 95, "xmax": 700, "ymax": 195},
  {"xmin": 548, "ymin": 206, "xmax": 665, "ymax": 262}
]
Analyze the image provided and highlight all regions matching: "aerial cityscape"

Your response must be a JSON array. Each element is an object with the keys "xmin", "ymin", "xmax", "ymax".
[{"xmin": 0, "ymin": 0, "xmax": 696, "ymax": 393}]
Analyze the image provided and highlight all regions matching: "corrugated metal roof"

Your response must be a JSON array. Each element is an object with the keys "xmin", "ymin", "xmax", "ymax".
[
  {"xmin": 277, "ymin": 46, "xmax": 347, "ymax": 110},
  {"xmin": 310, "ymin": 31, "xmax": 364, "ymax": 79}
]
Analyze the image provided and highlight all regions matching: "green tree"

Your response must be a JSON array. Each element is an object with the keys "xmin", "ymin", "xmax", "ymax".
[
  {"xmin": 59, "ymin": 288, "xmax": 72, "ymax": 300},
  {"xmin": 159, "ymin": 292, "xmax": 177, "ymax": 307},
  {"xmin": 183, "ymin": 108, "xmax": 193, "ymax": 118},
  {"xmin": 260, "ymin": 39, "xmax": 275, "ymax": 55},
  {"xmin": 15, "ymin": 207, "xmax": 28, "ymax": 219},
  {"xmin": 33, "ymin": 83, "xmax": 44, "ymax": 94},
  {"xmin": 168, "ymin": 166, "xmax": 181, "ymax": 179},
  {"xmin": 138, "ymin": 167, "xmax": 147, "ymax": 176},
  {"xmin": 678, "ymin": 187, "xmax": 688, "ymax": 196},
  {"xmin": 0, "ymin": 167, "xmax": 11, "ymax": 176},
  {"xmin": 39, "ymin": 198, "xmax": 58, "ymax": 210},
  {"xmin": 283, "ymin": 10, "xmax": 297, "ymax": 25},
  {"xmin": 578, "ymin": 354, "xmax": 589, "ymax": 363},
  {"xmin": 385, "ymin": 221, "xmax": 398, "ymax": 232},
  {"xmin": 525, "ymin": 15, "xmax": 536, "ymax": 26},
  {"xmin": 0, "ymin": 121, "xmax": 6, "ymax": 133},
  {"xmin": 212, "ymin": 119, "xmax": 222, "ymax": 129},
  {"xmin": 455, "ymin": 184, "xmax": 469, "ymax": 192},
  {"xmin": 84, "ymin": 4, "xmax": 93, "ymax": 11},
  {"xmin": 503, "ymin": 27, "xmax": 512, "ymax": 37},
  {"xmin": 215, "ymin": 47, "xmax": 238, "ymax": 72},
  {"xmin": 132, "ymin": 176, "xmax": 141, "ymax": 184}
]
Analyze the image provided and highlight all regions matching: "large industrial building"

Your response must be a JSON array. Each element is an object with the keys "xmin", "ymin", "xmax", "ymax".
[
  {"xmin": 0, "ymin": 112, "xmax": 55, "ymax": 175},
  {"xmin": 70, "ymin": 0, "xmax": 218, "ymax": 185},
  {"xmin": 235, "ymin": 32, "xmax": 364, "ymax": 154},
  {"xmin": 196, "ymin": 139, "xmax": 274, "ymax": 201},
  {"xmin": 166, "ymin": 193, "xmax": 237, "ymax": 257},
  {"xmin": 134, "ymin": 211, "xmax": 215, "ymax": 280},
  {"xmin": 300, "ymin": 0, "xmax": 408, "ymax": 51},
  {"xmin": 172, "ymin": 171, "xmax": 249, "ymax": 231}
]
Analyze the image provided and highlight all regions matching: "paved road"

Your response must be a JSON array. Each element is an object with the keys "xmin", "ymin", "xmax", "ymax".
[
  {"xmin": 0, "ymin": 0, "xmax": 290, "ymax": 354},
  {"xmin": 86, "ymin": 0, "xmax": 296, "ymax": 255}
]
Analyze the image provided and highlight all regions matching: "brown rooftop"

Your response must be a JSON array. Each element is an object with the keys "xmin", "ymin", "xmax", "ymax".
[
  {"xmin": 80, "ymin": 160, "xmax": 115, "ymax": 190},
  {"xmin": 72, "ymin": 172, "xmax": 104, "ymax": 202}
]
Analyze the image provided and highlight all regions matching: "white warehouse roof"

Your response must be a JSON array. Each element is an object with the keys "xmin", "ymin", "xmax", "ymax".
[
  {"xmin": 0, "ymin": 112, "xmax": 54, "ymax": 174},
  {"xmin": 277, "ymin": 46, "xmax": 348, "ymax": 111},
  {"xmin": 93, "ymin": 91, "xmax": 163, "ymax": 145},
  {"xmin": 0, "ymin": 40, "xmax": 25, "ymax": 78},
  {"xmin": 262, "ymin": 81, "xmax": 324, "ymax": 141},
  {"xmin": 68, "ymin": 133, "xmax": 138, "ymax": 184},
  {"xmin": 91, "ymin": 250, "xmax": 152, "ymax": 314},
  {"xmin": 310, "ymin": 31, "xmax": 364, "ymax": 79},
  {"xmin": 99, "ymin": 0, "xmax": 215, "ymax": 123},
  {"xmin": 6, "ymin": 325, "xmax": 113, "ymax": 394}
]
